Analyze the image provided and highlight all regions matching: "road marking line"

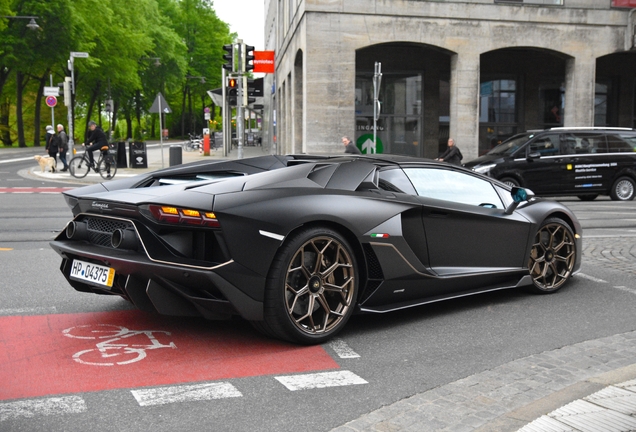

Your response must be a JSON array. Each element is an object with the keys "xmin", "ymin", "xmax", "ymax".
[
  {"xmin": 614, "ymin": 286, "xmax": 636, "ymax": 295},
  {"xmin": 329, "ymin": 338, "xmax": 360, "ymax": 359},
  {"xmin": 131, "ymin": 382, "xmax": 242, "ymax": 407},
  {"xmin": 0, "ymin": 307, "xmax": 58, "ymax": 316},
  {"xmin": 275, "ymin": 370, "xmax": 368, "ymax": 391},
  {"xmin": 576, "ymin": 273, "xmax": 607, "ymax": 283},
  {"xmin": 0, "ymin": 396, "xmax": 86, "ymax": 421}
]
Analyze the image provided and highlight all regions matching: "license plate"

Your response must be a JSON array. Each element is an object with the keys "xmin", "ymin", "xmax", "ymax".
[{"xmin": 69, "ymin": 259, "xmax": 115, "ymax": 288}]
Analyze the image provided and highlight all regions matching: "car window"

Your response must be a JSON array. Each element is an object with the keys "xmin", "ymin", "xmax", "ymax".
[
  {"xmin": 560, "ymin": 133, "xmax": 608, "ymax": 154},
  {"xmin": 403, "ymin": 167, "xmax": 504, "ymax": 209},
  {"xmin": 607, "ymin": 134, "xmax": 636, "ymax": 153},
  {"xmin": 487, "ymin": 133, "xmax": 532, "ymax": 156},
  {"xmin": 528, "ymin": 134, "xmax": 560, "ymax": 156},
  {"xmin": 378, "ymin": 168, "xmax": 417, "ymax": 195}
]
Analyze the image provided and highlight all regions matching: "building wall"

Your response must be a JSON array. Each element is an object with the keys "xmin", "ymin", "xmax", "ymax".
[{"xmin": 266, "ymin": 0, "xmax": 633, "ymax": 157}]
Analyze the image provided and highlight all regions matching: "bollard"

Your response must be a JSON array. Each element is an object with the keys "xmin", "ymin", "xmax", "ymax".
[{"xmin": 169, "ymin": 145, "xmax": 182, "ymax": 166}]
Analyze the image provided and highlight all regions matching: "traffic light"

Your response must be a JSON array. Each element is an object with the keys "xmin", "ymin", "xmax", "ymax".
[
  {"xmin": 244, "ymin": 77, "xmax": 256, "ymax": 106},
  {"xmin": 242, "ymin": 44, "xmax": 254, "ymax": 73},
  {"xmin": 227, "ymin": 77, "xmax": 237, "ymax": 106},
  {"xmin": 222, "ymin": 44, "xmax": 234, "ymax": 72}
]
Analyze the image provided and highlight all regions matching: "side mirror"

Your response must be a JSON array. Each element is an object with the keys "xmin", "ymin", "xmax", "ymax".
[
  {"xmin": 505, "ymin": 187, "xmax": 535, "ymax": 214},
  {"xmin": 527, "ymin": 151, "xmax": 541, "ymax": 160}
]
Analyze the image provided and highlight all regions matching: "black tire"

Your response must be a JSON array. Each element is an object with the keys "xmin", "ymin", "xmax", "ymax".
[
  {"xmin": 69, "ymin": 156, "xmax": 90, "ymax": 178},
  {"xmin": 499, "ymin": 177, "xmax": 520, "ymax": 187},
  {"xmin": 577, "ymin": 195, "xmax": 598, "ymax": 201},
  {"xmin": 97, "ymin": 156, "xmax": 117, "ymax": 180},
  {"xmin": 610, "ymin": 176, "xmax": 635, "ymax": 201},
  {"xmin": 527, "ymin": 217, "xmax": 576, "ymax": 294},
  {"xmin": 255, "ymin": 227, "xmax": 358, "ymax": 344}
]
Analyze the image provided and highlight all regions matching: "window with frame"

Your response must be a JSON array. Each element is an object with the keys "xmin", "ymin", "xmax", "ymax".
[{"xmin": 403, "ymin": 168, "xmax": 504, "ymax": 209}]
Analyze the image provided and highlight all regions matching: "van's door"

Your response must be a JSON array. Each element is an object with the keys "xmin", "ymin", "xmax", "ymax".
[
  {"xmin": 516, "ymin": 133, "xmax": 565, "ymax": 194},
  {"xmin": 561, "ymin": 132, "xmax": 611, "ymax": 195}
]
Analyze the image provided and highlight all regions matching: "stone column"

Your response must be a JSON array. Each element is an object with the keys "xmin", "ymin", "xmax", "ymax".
[
  {"xmin": 423, "ymin": 69, "xmax": 440, "ymax": 159},
  {"xmin": 449, "ymin": 51, "xmax": 480, "ymax": 160},
  {"xmin": 564, "ymin": 56, "xmax": 595, "ymax": 127}
]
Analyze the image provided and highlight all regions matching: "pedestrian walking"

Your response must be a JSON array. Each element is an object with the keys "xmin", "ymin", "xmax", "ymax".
[
  {"xmin": 57, "ymin": 124, "xmax": 69, "ymax": 171},
  {"xmin": 436, "ymin": 138, "xmax": 463, "ymax": 165},
  {"xmin": 45, "ymin": 125, "xmax": 59, "ymax": 169},
  {"xmin": 342, "ymin": 136, "xmax": 361, "ymax": 154}
]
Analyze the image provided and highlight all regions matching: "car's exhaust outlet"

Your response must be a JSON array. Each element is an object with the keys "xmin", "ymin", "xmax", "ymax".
[
  {"xmin": 111, "ymin": 228, "xmax": 138, "ymax": 250},
  {"xmin": 66, "ymin": 221, "xmax": 88, "ymax": 241}
]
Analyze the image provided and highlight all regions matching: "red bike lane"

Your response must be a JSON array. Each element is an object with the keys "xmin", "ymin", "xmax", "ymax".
[{"xmin": 0, "ymin": 310, "xmax": 339, "ymax": 401}]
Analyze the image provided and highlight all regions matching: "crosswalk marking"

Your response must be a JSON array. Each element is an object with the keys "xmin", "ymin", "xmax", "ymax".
[
  {"xmin": 275, "ymin": 370, "xmax": 368, "ymax": 391},
  {"xmin": 329, "ymin": 338, "xmax": 361, "ymax": 359},
  {"xmin": 131, "ymin": 382, "xmax": 243, "ymax": 407},
  {"xmin": 0, "ymin": 396, "xmax": 86, "ymax": 421}
]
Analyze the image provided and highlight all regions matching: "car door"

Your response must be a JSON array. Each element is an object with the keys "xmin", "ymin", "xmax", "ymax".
[
  {"xmin": 516, "ymin": 133, "xmax": 565, "ymax": 195},
  {"xmin": 560, "ymin": 132, "xmax": 611, "ymax": 194},
  {"xmin": 402, "ymin": 166, "xmax": 531, "ymax": 276}
]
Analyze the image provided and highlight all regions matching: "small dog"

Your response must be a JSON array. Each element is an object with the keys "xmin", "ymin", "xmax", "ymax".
[{"xmin": 34, "ymin": 155, "xmax": 56, "ymax": 173}]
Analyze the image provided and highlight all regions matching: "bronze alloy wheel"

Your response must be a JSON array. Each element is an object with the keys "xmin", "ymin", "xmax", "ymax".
[
  {"xmin": 528, "ymin": 218, "xmax": 576, "ymax": 293},
  {"xmin": 283, "ymin": 234, "xmax": 356, "ymax": 337}
]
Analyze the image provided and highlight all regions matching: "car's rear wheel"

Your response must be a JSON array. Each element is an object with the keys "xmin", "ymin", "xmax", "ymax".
[
  {"xmin": 527, "ymin": 217, "xmax": 576, "ymax": 293},
  {"xmin": 577, "ymin": 194, "xmax": 598, "ymax": 201},
  {"xmin": 499, "ymin": 177, "xmax": 520, "ymax": 187},
  {"xmin": 257, "ymin": 227, "xmax": 358, "ymax": 344},
  {"xmin": 610, "ymin": 176, "xmax": 635, "ymax": 201}
]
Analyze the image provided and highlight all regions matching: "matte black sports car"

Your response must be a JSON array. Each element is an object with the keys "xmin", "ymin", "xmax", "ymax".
[{"xmin": 50, "ymin": 155, "xmax": 582, "ymax": 344}]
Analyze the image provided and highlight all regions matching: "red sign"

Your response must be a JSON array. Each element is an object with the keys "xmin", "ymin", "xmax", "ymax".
[
  {"xmin": 45, "ymin": 96, "xmax": 57, "ymax": 107},
  {"xmin": 254, "ymin": 51, "xmax": 275, "ymax": 74},
  {"xmin": 613, "ymin": 0, "xmax": 636, "ymax": 6}
]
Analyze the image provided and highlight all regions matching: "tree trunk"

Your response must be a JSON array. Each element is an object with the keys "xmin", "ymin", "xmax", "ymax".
[
  {"xmin": 0, "ymin": 68, "xmax": 13, "ymax": 145},
  {"xmin": 180, "ymin": 86, "xmax": 187, "ymax": 138},
  {"xmin": 112, "ymin": 100, "xmax": 119, "ymax": 137},
  {"xmin": 33, "ymin": 73, "xmax": 47, "ymax": 147},
  {"xmin": 16, "ymin": 71, "xmax": 27, "ymax": 148},
  {"xmin": 125, "ymin": 110, "xmax": 132, "ymax": 139}
]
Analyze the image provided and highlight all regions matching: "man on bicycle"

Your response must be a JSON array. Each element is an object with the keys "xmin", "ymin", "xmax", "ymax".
[{"xmin": 83, "ymin": 120, "xmax": 108, "ymax": 169}]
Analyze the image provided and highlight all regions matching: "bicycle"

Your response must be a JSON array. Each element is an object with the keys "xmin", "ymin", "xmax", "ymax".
[{"xmin": 68, "ymin": 144, "xmax": 118, "ymax": 180}]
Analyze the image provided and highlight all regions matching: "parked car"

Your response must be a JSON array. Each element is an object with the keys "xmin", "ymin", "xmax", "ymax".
[
  {"xmin": 464, "ymin": 127, "xmax": 636, "ymax": 201},
  {"xmin": 50, "ymin": 155, "xmax": 582, "ymax": 344}
]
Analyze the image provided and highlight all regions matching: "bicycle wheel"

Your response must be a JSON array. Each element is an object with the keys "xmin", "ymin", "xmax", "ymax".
[
  {"xmin": 69, "ymin": 155, "xmax": 90, "ymax": 178},
  {"xmin": 97, "ymin": 156, "xmax": 117, "ymax": 180}
]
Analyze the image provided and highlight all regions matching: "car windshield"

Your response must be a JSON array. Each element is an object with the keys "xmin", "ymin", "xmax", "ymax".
[{"xmin": 486, "ymin": 133, "xmax": 533, "ymax": 156}]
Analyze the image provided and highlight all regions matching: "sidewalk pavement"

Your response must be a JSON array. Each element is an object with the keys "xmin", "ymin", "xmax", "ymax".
[
  {"xmin": 19, "ymin": 142, "xmax": 636, "ymax": 431},
  {"xmin": 23, "ymin": 141, "xmax": 269, "ymax": 184}
]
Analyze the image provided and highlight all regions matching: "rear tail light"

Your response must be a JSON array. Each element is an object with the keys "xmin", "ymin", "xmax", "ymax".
[{"xmin": 148, "ymin": 205, "xmax": 220, "ymax": 227}]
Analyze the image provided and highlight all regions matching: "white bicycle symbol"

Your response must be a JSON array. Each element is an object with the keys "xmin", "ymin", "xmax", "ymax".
[{"xmin": 62, "ymin": 324, "xmax": 177, "ymax": 366}]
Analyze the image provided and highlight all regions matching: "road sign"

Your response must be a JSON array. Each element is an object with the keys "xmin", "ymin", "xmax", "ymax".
[
  {"xmin": 149, "ymin": 92, "xmax": 172, "ymax": 114},
  {"xmin": 71, "ymin": 51, "xmax": 89, "ymax": 58},
  {"xmin": 45, "ymin": 96, "xmax": 57, "ymax": 108},
  {"xmin": 44, "ymin": 86, "xmax": 59, "ymax": 97}
]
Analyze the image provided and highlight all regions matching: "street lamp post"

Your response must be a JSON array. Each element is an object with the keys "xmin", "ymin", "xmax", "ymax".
[
  {"xmin": 67, "ymin": 51, "xmax": 89, "ymax": 147},
  {"xmin": 0, "ymin": 16, "xmax": 40, "ymax": 30}
]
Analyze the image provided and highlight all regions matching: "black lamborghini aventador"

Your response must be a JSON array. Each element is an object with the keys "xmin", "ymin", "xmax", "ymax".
[{"xmin": 50, "ymin": 154, "xmax": 582, "ymax": 344}]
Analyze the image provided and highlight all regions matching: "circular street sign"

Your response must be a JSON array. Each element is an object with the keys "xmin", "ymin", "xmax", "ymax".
[
  {"xmin": 45, "ymin": 96, "xmax": 57, "ymax": 108},
  {"xmin": 356, "ymin": 133, "xmax": 384, "ymax": 154}
]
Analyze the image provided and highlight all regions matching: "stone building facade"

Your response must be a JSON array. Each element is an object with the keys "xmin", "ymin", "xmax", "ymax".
[{"xmin": 262, "ymin": 0, "xmax": 636, "ymax": 160}]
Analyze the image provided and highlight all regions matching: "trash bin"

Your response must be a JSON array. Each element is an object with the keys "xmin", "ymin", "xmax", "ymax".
[
  {"xmin": 169, "ymin": 145, "xmax": 182, "ymax": 166},
  {"xmin": 129, "ymin": 141, "xmax": 148, "ymax": 168},
  {"xmin": 116, "ymin": 142, "xmax": 127, "ymax": 168}
]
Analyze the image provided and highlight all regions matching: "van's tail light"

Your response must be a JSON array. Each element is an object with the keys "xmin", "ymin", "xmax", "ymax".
[{"xmin": 147, "ymin": 205, "xmax": 220, "ymax": 227}]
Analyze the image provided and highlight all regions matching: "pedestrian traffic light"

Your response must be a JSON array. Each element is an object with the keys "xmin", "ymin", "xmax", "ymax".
[
  {"xmin": 222, "ymin": 44, "xmax": 234, "ymax": 72},
  {"xmin": 227, "ymin": 77, "xmax": 237, "ymax": 106},
  {"xmin": 244, "ymin": 77, "xmax": 256, "ymax": 106},
  {"xmin": 242, "ymin": 44, "xmax": 255, "ymax": 73}
]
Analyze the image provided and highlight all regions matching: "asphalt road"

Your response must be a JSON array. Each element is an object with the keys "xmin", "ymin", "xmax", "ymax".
[{"xmin": 1, "ymin": 153, "xmax": 636, "ymax": 431}]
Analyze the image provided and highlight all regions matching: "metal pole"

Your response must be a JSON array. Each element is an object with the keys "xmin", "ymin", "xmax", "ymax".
[
  {"xmin": 373, "ymin": 62, "xmax": 382, "ymax": 154},
  {"xmin": 159, "ymin": 95, "xmax": 164, "ymax": 168},
  {"xmin": 237, "ymin": 40, "xmax": 244, "ymax": 159},
  {"xmin": 65, "ymin": 77, "xmax": 74, "ymax": 147},
  {"xmin": 222, "ymin": 67, "xmax": 228, "ymax": 157},
  {"xmin": 49, "ymin": 74, "xmax": 55, "ymax": 127}
]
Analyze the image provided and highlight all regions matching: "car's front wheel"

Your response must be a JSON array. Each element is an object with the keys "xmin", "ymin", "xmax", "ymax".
[
  {"xmin": 610, "ymin": 176, "xmax": 635, "ymax": 201},
  {"xmin": 257, "ymin": 227, "xmax": 358, "ymax": 344},
  {"xmin": 499, "ymin": 177, "xmax": 520, "ymax": 187},
  {"xmin": 527, "ymin": 217, "xmax": 576, "ymax": 293}
]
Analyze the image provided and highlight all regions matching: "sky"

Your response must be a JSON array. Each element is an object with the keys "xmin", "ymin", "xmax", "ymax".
[{"xmin": 214, "ymin": 0, "xmax": 265, "ymax": 50}]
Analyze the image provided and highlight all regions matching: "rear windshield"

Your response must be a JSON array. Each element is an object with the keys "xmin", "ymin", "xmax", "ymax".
[{"xmin": 486, "ymin": 133, "xmax": 533, "ymax": 156}]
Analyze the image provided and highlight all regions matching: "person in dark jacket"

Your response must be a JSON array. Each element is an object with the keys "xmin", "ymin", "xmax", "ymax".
[
  {"xmin": 56, "ymin": 124, "xmax": 69, "ymax": 171},
  {"xmin": 342, "ymin": 136, "xmax": 361, "ymax": 154},
  {"xmin": 83, "ymin": 120, "xmax": 108, "ymax": 167},
  {"xmin": 44, "ymin": 125, "xmax": 59, "ymax": 170},
  {"xmin": 436, "ymin": 138, "xmax": 463, "ymax": 165}
]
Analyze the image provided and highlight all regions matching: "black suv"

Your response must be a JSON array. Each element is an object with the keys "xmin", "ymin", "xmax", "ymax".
[{"xmin": 464, "ymin": 128, "xmax": 636, "ymax": 201}]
